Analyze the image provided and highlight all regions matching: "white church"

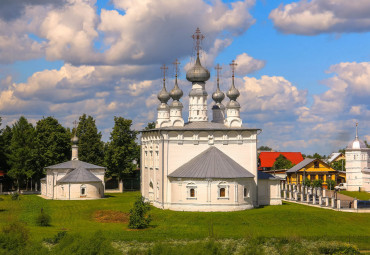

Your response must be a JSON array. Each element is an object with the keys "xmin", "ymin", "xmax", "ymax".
[
  {"xmin": 140, "ymin": 29, "xmax": 281, "ymax": 212},
  {"xmin": 345, "ymin": 124, "xmax": 370, "ymax": 192},
  {"xmin": 41, "ymin": 133, "xmax": 105, "ymax": 200}
]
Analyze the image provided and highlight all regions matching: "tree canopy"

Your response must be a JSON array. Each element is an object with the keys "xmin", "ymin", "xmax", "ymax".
[
  {"xmin": 34, "ymin": 117, "xmax": 71, "ymax": 177},
  {"xmin": 76, "ymin": 114, "xmax": 104, "ymax": 166},
  {"xmin": 144, "ymin": 122, "xmax": 156, "ymax": 130},
  {"xmin": 272, "ymin": 154, "xmax": 294, "ymax": 170},
  {"xmin": 104, "ymin": 117, "xmax": 139, "ymax": 179}
]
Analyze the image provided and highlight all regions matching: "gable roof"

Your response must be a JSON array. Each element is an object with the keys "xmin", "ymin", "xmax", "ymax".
[
  {"xmin": 57, "ymin": 166, "xmax": 102, "ymax": 183},
  {"xmin": 259, "ymin": 152, "xmax": 304, "ymax": 168},
  {"xmin": 168, "ymin": 146, "xmax": 254, "ymax": 179},
  {"xmin": 327, "ymin": 152, "xmax": 344, "ymax": 163},
  {"xmin": 286, "ymin": 158, "xmax": 315, "ymax": 173},
  {"xmin": 45, "ymin": 160, "xmax": 105, "ymax": 170}
]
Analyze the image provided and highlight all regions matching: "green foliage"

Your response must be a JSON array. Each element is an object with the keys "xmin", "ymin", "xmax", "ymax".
[
  {"xmin": 258, "ymin": 146, "xmax": 272, "ymax": 151},
  {"xmin": 76, "ymin": 114, "xmax": 105, "ymax": 166},
  {"xmin": 129, "ymin": 196, "xmax": 151, "ymax": 229},
  {"xmin": 303, "ymin": 178, "xmax": 311, "ymax": 187},
  {"xmin": 34, "ymin": 117, "xmax": 71, "ymax": 179},
  {"xmin": 326, "ymin": 179, "xmax": 336, "ymax": 190},
  {"xmin": 36, "ymin": 209, "xmax": 51, "ymax": 226},
  {"xmin": 7, "ymin": 116, "xmax": 36, "ymax": 190},
  {"xmin": 332, "ymin": 159, "xmax": 346, "ymax": 171},
  {"xmin": 105, "ymin": 117, "xmax": 139, "ymax": 178},
  {"xmin": 144, "ymin": 122, "xmax": 156, "ymax": 130},
  {"xmin": 52, "ymin": 231, "xmax": 120, "ymax": 255},
  {"xmin": 11, "ymin": 193, "xmax": 20, "ymax": 200},
  {"xmin": 43, "ymin": 231, "xmax": 67, "ymax": 245},
  {"xmin": 312, "ymin": 179, "xmax": 323, "ymax": 188},
  {"xmin": 272, "ymin": 154, "xmax": 293, "ymax": 170},
  {"xmin": 0, "ymin": 125, "xmax": 12, "ymax": 172}
]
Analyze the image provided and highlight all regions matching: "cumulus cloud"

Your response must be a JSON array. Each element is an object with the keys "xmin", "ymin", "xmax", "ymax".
[
  {"xmin": 269, "ymin": 0, "xmax": 370, "ymax": 35},
  {"xmin": 235, "ymin": 53, "xmax": 265, "ymax": 75}
]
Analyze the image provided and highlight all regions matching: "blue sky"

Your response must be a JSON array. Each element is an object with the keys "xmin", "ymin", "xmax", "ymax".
[{"xmin": 1, "ymin": 0, "xmax": 370, "ymax": 155}]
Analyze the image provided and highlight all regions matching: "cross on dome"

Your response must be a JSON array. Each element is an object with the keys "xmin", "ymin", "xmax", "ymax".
[
  {"xmin": 230, "ymin": 59, "xmax": 237, "ymax": 78},
  {"xmin": 192, "ymin": 27, "xmax": 204, "ymax": 57},
  {"xmin": 160, "ymin": 64, "xmax": 168, "ymax": 82}
]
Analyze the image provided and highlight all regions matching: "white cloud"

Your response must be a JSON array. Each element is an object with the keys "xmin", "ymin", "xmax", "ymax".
[
  {"xmin": 235, "ymin": 53, "xmax": 265, "ymax": 75},
  {"xmin": 269, "ymin": 0, "xmax": 370, "ymax": 35}
]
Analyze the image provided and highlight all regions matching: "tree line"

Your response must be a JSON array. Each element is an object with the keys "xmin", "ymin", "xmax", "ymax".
[{"xmin": 0, "ymin": 114, "xmax": 140, "ymax": 191}]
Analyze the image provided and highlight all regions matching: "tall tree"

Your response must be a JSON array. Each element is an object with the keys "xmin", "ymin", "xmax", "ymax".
[
  {"xmin": 272, "ymin": 154, "xmax": 293, "ymax": 170},
  {"xmin": 258, "ymin": 146, "xmax": 272, "ymax": 151},
  {"xmin": 34, "ymin": 117, "xmax": 71, "ymax": 179},
  {"xmin": 105, "ymin": 117, "xmax": 139, "ymax": 180},
  {"xmin": 144, "ymin": 122, "xmax": 156, "ymax": 130},
  {"xmin": 0, "ymin": 125, "xmax": 12, "ymax": 172},
  {"xmin": 76, "ymin": 114, "xmax": 104, "ymax": 166},
  {"xmin": 7, "ymin": 116, "xmax": 36, "ymax": 191}
]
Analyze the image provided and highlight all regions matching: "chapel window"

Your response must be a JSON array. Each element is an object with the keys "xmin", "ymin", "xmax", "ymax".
[
  {"xmin": 218, "ymin": 182, "xmax": 228, "ymax": 199},
  {"xmin": 80, "ymin": 185, "xmax": 86, "ymax": 196},
  {"xmin": 244, "ymin": 187, "xmax": 249, "ymax": 198},
  {"xmin": 186, "ymin": 182, "xmax": 197, "ymax": 199},
  {"xmin": 190, "ymin": 188, "xmax": 195, "ymax": 197},
  {"xmin": 220, "ymin": 188, "xmax": 225, "ymax": 197}
]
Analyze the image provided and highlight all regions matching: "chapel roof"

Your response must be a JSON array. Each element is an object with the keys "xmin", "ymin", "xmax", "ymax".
[
  {"xmin": 45, "ymin": 160, "xmax": 105, "ymax": 170},
  {"xmin": 168, "ymin": 146, "xmax": 254, "ymax": 179},
  {"xmin": 57, "ymin": 166, "xmax": 102, "ymax": 183}
]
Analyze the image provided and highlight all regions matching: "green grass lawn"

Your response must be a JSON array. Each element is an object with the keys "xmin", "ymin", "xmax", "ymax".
[
  {"xmin": 1, "ymin": 192, "xmax": 369, "ymax": 250},
  {"xmin": 339, "ymin": 191, "xmax": 370, "ymax": 200}
]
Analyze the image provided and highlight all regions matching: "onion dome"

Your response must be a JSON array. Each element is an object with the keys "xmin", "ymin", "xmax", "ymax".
[
  {"xmin": 186, "ymin": 56, "xmax": 210, "ymax": 83},
  {"xmin": 226, "ymin": 81, "xmax": 240, "ymax": 102},
  {"xmin": 71, "ymin": 135, "xmax": 79, "ymax": 145},
  {"xmin": 170, "ymin": 77, "xmax": 183, "ymax": 101},
  {"xmin": 157, "ymin": 80, "xmax": 170, "ymax": 104},
  {"xmin": 212, "ymin": 88, "xmax": 225, "ymax": 104},
  {"xmin": 347, "ymin": 123, "xmax": 366, "ymax": 149}
]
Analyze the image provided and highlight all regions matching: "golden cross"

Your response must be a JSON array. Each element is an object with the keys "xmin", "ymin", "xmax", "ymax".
[
  {"xmin": 192, "ymin": 27, "xmax": 204, "ymax": 57},
  {"xmin": 215, "ymin": 64, "xmax": 222, "ymax": 82}
]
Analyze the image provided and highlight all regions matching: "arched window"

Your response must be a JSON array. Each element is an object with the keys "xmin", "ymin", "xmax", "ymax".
[
  {"xmin": 218, "ymin": 182, "xmax": 229, "ymax": 199},
  {"xmin": 186, "ymin": 182, "xmax": 197, "ymax": 199},
  {"xmin": 80, "ymin": 185, "xmax": 86, "ymax": 196},
  {"xmin": 243, "ymin": 186, "xmax": 249, "ymax": 198}
]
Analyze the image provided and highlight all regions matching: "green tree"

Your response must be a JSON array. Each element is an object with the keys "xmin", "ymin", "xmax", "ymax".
[
  {"xmin": 272, "ymin": 154, "xmax": 293, "ymax": 170},
  {"xmin": 331, "ymin": 159, "xmax": 346, "ymax": 171},
  {"xmin": 34, "ymin": 117, "xmax": 71, "ymax": 180},
  {"xmin": 76, "ymin": 114, "xmax": 104, "ymax": 166},
  {"xmin": 7, "ymin": 116, "xmax": 36, "ymax": 191},
  {"xmin": 144, "ymin": 122, "xmax": 156, "ymax": 130},
  {"xmin": 0, "ymin": 125, "xmax": 12, "ymax": 173},
  {"xmin": 258, "ymin": 146, "xmax": 272, "ymax": 151},
  {"xmin": 105, "ymin": 117, "xmax": 139, "ymax": 180},
  {"xmin": 129, "ymin": 196, "xmax": 151, "ymax": 229}
]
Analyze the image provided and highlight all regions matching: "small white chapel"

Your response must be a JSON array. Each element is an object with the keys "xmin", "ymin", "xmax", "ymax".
[
  {"xmin": 140, "ymin": 28, "xmax": 281, "ymax": 212},
  {"xmin": 41, "ymin": 133, "xmax": 105, "ymax": 200}
]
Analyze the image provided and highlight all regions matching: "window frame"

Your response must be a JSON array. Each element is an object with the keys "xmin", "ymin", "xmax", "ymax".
[
  {"xmin": 186, "ymin": 182, "xmax": 197, "ymax": 200},
  {"xmin": 217, "ymin": 182, "xmax": 229, "ymax": 199}
]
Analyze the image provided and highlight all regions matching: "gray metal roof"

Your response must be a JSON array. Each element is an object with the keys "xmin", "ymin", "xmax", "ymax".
[
  {"xmin": 57, "ymin": 166, "xmax": 102, "ymax": 183},
  {"xmin": 142, "ymin": 121, "xmax": 260, "ymax": 132},
  {"xmin": 258, "ymin": 171, "xmax": 281, "ymax": 180},
  {"xmin": 168, "ymin": 146, "xmax": 254, "ymax": 179},
  {"xmin": 327, "ymin": 152, "xmax": 342, "ymax": 163},
  {"xmin": 45, "ymin": 160, "xmax": 105, "ymax": 170},
  {"xmin": 286, "ymin": 158, "xmax": 315, "ymax": 173}
]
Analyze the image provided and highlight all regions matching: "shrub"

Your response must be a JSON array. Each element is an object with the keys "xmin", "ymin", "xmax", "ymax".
[
  {"xmin": 44, "ymin": 231, "xmax": 67, "ymax": 245},
  {"xmin": 326, "ymin": 180, "xmax": 336, "ymax": 190},
  {"xmin": 128, "ymin": 196, "xmax": 151, "ymax": 229},
  {"xmin": 303, "ymin": 179, "xmax": 311, "ymax": 187},
  {"xmin": 36, "ymin": 208, "xmax": 51, "ymax": 226},
  {"xmin": 312, "ymin": 179, "xmax": 323, "ymax": 188},
  {"xmin": 11, "ymin": 193, "xmax": 19, "ymax": 200}
]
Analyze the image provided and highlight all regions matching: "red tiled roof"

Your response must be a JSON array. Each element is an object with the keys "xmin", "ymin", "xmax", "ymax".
[{"xmin": 258, "ymin": 152, "xmax": 304, "ymax": 170}]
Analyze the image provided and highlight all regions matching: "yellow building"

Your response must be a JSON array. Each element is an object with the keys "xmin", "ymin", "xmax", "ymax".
[{"xmin": 286, "ymin": 158, "xmax": 345, "ymax": 188}]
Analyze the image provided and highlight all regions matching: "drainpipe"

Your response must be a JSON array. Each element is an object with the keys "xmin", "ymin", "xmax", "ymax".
[{"xmin": 69, "ymin": 183, "xmax": 71, "ymax": 200}]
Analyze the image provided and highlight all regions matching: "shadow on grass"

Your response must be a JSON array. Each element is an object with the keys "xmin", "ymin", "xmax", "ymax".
[
  {"xmin": 103, "ymin": 194, "xmax": 116, "ymax": 198},
  {"xmin": 0, "ymin": 209, "xmax": 6, "ymax": 213}
]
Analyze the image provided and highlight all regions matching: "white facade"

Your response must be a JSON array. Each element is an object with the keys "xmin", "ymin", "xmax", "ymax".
[
  {"xmin": 345, "ymin": 128, "xmax": 370, "ymax": 192},
  {"xmin": 141, "ymin": 47, "xmax": 281, "ymax": 211}
]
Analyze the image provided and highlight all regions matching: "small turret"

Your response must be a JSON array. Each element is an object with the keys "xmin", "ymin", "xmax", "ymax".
[
  {"xmin": 71, "ymin": 121, "xmax": 79, "ymax": 160},
  {"xmin": 155, "ymin": 64, "xmax": 171, "ymax": 128},
  {"xmin": 212, "ymin": 64, "xmax": 225, "ymax": 123},
  {"xmin": 169, "ymin": 59, "xmax": 184, "ymax": 127},
  {"xmin": 225, "ymin": 60, "xmax": 242, "ymax": 127}
]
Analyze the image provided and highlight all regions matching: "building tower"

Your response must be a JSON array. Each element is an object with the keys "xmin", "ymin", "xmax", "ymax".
[
  {"xmin": 225, "ymin": 60, "xmax": 242, "ymax": 127},
  {"xmin": 169, "ymin": 59, "xmax": 185, "ymax": 127},
  {"xmin": 186, "ymin": 28, "xmax": 210, "ymax": 122},
  {"xmin": 155, "ymin": 64, "xmax": 171, "ymax": 128},
  {"xmin": 212, "ymin": 64, "xmax": 225, "ymax": 123},
  {"xmin": 345, "ymin": 123, "xmax": 370, "ymax": 191},
  {"xmin": 71, "ymin": 120, "xmax": 79, "ymax": 160}
]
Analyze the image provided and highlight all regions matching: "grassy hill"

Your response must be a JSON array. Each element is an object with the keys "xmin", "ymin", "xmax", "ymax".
[{"xmin": 0, "ymin": 192, "xmax": 369, "ymax": 251}]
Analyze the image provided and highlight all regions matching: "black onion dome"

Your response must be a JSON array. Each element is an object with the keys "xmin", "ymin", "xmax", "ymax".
[
  {"xmin": 170, "ymin": 79, "xmax": 183, "ymax": 101},
  {"xmin": 157, "ymin": 82, "xmax": 170, "ymax": 104},
  {"xmin": 186, "ymin": 56, "xmax": 210, "ymax": 82}
]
